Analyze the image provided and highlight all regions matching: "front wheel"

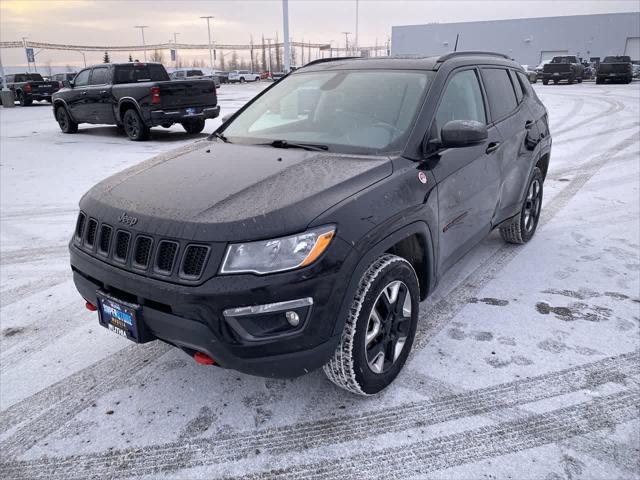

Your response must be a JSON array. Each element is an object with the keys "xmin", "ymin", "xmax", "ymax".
[
  {"xmin": 123, "ymin": 108, "xmax": 150, "ymax": 141},
  {"xmin": 239, "ymin": 77, "xmax": 246, "ymax": 83},
  {"xmin": 323, "ymin": 254, "xmax": 420, "ymax": 395},
  {"xmin": 181, "ymin": 118, "xmax": 205, "ymax": 134},
  {"xmin": 542, "ymin": 79, "xmax": 549, "ymax": 85},
  {"xmin": 55, "ymin": 105, "xmax": 78, "ymax": 133},
  {"xmin": 499, "ymin": 167, "xmax": 544, "ymax": 244}
]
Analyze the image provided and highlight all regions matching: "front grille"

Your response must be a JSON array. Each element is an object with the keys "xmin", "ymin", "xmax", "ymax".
[
  {"xmin": 181, "ymin": 245, "xmax": 209, "ymax": 278},
  {"xmin": 156, "ymin": 241, "xmax": 179, "ymax": 274},
  {"xmin": 98, "ymin": 225, "xmax": 113, "ymax": 254},
  {"xmin": 114, "ymin": 231, "xmax": 131, "ymax": 261},
  {"xmin": 75, "ymin": 212, "xmax": 86, "ymax": 239},
  {"xmin": 133, "ymin": 236, "xmax": 153, "ymax": 268},
  {"xmin": 85, "ymin": 219, "xmax": 98, "ymax": 247}
]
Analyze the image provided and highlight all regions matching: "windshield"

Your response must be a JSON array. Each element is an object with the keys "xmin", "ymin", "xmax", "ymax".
[{"xmin": 221, "ymin": 69, "xmax": 432, "ymax": 153}]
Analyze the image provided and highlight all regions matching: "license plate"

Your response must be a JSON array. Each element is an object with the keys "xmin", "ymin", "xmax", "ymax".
[
  {"xmin": 97, "ymin": 292, "xmax": 141, "ymax": 342},
  {"xmin": 185, "ymin": 107, "xmax": 196, "ymax": 115},
  {"xmin": 609, "ymin": 73, "xmax": 616, "ymax": 76},
  {"xmin": 553, "ymin": 73, "xmax": 559, "ymax": 76}
]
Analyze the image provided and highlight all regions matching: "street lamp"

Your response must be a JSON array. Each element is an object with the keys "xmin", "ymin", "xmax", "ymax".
[
  {"xmin": 134, "ymin": 25, "xmax": 149, "ymax": 61},
  {"xmin": 200, "ymin": 16, "xmax": 215, "ymax": 70},
  {"xmin": 79, "ymin": 51, "xmax": 86, "ymax": 67},
  {"xmin": 282, "ymin": 0, "xmax": 291, "ymax": 73}
]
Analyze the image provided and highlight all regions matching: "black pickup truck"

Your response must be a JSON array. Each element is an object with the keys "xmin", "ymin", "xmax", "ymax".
[
  {"xmin": 5, "ymin": 73, "xmax": 60, "ymax": 106},
  {"xmin": 542, "ymin": 56, "xmax": 585, "ymax": 85},
  {"xmin": 596, "ymin": 56, "xmax": 633, "ymax": 84},
  {"xmin": 52, "ymin": 63, "xmax": 220, "ymax": 141}
]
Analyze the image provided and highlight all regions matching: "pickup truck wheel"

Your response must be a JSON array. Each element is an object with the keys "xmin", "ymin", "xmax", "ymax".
[
  {"xmin": 323, "ymin": 254, "xmax": 419, "ymax": 395},
  {"xmin": 577, "ymin": 77, "xmax": 583, "ymax": 83},
  {"xmin": 567, "ymin": 77, "xmax": 574, "ymax": 85},
  {"xmin": 499, "ymin": 167, "xmax": 544, "ymax": 244},
  {"xmin": 239, "ymin": 77, "xmax": 246, "ymax": 83},
  {"xmin": 17, "ymin": 92, "xmax": 32, "ymax": 106},
  {"xmin": 123, "ymin": 108, "xmax": 150, "ymax": 141},
  {"xmin": 182, "ymin": 119, "xmax": 206, "ymax": 134},
  {"xmin": 55, "ymin": 106, "xmax": 78, "ymax": 134},
  {"xmin": 542, "ymin": 79, "xmax": 549, "ymax": 85}
]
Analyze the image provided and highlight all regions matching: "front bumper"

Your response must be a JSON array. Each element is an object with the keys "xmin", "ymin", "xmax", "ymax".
[
  {"xmin": 70, "ymin": 236, "xmax": 356, "ymax": 378},
  {"xmin": 149, "ymin": 105, "xmax": 220, "ymax": 126}
]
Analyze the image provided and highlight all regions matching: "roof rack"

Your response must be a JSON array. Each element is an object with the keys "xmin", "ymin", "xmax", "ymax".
[
  {"xmin": 301, "ymin": 56, "xmax": 362, "ymax": 68},
  {"xmin": 437, "ymin": 51, "xmax": 510, "ymax": 63}
]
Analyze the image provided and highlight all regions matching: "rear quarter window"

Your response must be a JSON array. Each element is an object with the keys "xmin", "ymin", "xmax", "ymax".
[
  {"xmin": 481, "ymin": 68, "xmax": 518, "ymax": 121},
  {"xmin": 114, "ymin": 64, "xmax": 169, "ymax": 83},
  {"xmin": 509, "ymin": 70, "xmax": 524, "ymax": 103}
]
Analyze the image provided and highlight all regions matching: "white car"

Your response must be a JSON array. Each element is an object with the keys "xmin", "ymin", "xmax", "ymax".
[{"xmin": 228, "ymin": 70, "xmax": 260, "ymax": 83}]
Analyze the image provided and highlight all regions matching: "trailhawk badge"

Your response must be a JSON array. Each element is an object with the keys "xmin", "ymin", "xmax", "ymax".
[{"xmin": 118, "ymin": 212, "xmax": 138, "ymax": 226}]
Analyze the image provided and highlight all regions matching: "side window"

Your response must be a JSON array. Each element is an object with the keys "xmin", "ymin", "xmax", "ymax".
[
  {"xmin": 74, "ymin": 69, "xmax": 91, "ymax": 87},
  {"xmin": 435, "ymin": 69, "xmax": 486, "ymax": 133},
  {"xmin": 509, "ymin": 71, "xmax": 524, "ymax": 103},
  {"xmin": 481, "ymin": 68, "xmax": 518, "ymax": 121},
  {"xmin": 90, "ymin": 67, "xmax": 109, "ymax": 85},
  {"xmin": 6, "ymin": 75, "xmax": 14, "ymax": 83}
]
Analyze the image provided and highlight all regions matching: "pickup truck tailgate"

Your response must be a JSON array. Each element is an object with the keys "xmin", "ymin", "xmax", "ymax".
[
  {"xmin": 159, "ymin": 80, "xmax": 217, "ymax": 108},
  {"xmin": 544, "ymin": 64, "xmax": 571, "ymax": 74},
  {"xmin": 31, "ymin": 82, "xmax": 59, "ymax": 94}
]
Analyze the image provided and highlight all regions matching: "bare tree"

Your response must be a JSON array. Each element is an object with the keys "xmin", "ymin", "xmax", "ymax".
[
  {"xmin": 229, "ymin": 51, "xmax": 239, "ymax": 70},
  {"xmin": 150, "ymin": 49, "xmax": 165, "ymax": 63},
  {"xmin": 44, "ymin": 60, "xmax": 53, "ymax": 77},
  {"xmin": 219, "ymin": 51, "xmax": 226, "ymax": 70}
]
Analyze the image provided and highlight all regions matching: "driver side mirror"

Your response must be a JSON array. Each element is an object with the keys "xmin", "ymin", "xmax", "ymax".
[
  {"xmin": 64, "ymin": 80, "xmax": 74, "ymax": 89},
  {"xmin": 440, "ymin": 120, "xmax": 488, "ymax": 148}
]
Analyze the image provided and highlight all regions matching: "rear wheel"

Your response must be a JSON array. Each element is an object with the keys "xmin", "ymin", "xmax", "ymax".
[
  {"xmin": 17, "ymin": 92, "xmax": 32, "ymax": 106},
  {"xmin": 55, "ymin": 105, "xmax": 78, "ymax": 134},
  {"xmin": 323, "ymin": 254, "xmax": 420, "ymax": 395},
  {"xmin": 577, "ymin": 77, "xmax": 583, "ymax": 83},
  {"xmin": 499, "ymin": 167, "xmax": 544, "ymax": 244},
  {"xmin": 542, "ymin": 79, "xmax": 549, "ymax": 85},
  {"xmin": 181, "ymin": 118, "xmax": 206, "ymax": 134},
  {"xmin": 240, "ymin": 77, "xmax": 246, "ymax": 83},
  {"xmin": 123, "ymin": 108, "xmax": 150, "ymax": 141}
]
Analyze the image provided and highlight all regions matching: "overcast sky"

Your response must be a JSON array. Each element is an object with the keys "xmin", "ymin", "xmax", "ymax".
[{"xmin": 1, "ymin": 0, "xmax": 638, "ymax": 67}]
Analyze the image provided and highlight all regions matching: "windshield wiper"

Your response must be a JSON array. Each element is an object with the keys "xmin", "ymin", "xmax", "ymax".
[
  {"xmin": 265, "ymin": 140, "xmax": 328, "ymax": 152},
  {"xmin": 212, "ymin": 131, "xmax": 230, "ymax": 143}
]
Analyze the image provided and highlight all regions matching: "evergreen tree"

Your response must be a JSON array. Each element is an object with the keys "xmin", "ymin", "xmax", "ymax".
[
  {"xmin": 261, "ymin": 35, "xmax": 267, "ymax": 72},
  {"xmin": 103, "ymin": 51, "xmax": 110, "ymax": 63}
]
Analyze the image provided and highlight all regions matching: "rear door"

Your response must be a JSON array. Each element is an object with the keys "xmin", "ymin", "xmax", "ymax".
[
  {"xmin": 66, "ymin": 68, "xmax": 92, "ymax": 121},
  {"xmin": 430, "ymin": 67, "xmax": 503, "ymax": 272},
  {"xmin": 480, "ymin": 67, "xmax": 535, "ymax": 223},
  {"xmin": 86, "ymin": 66, "xmax": 114, "ymax": 124}
]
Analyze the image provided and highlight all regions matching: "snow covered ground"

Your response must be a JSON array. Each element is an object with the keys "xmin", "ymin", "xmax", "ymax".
[{"xmin": 0, "ymin": 81, "xmax": 639, "ymax": 479}]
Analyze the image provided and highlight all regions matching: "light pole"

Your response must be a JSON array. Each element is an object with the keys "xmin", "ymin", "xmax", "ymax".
[
  {"xmin": 282, "ymin": 0, "xmax": 291, "ymax": 73},
  {"xmin": 79, "ymin": 51, "xmax": 86, "ymax": 67},
  {"xmin": 134, "ymin": 25, "xmax": 149, "ymax": 61},
  {"xmin": 355, "ymin": 0, "xmax": 359, "ymax": 55},
  {"xmin": 173, "ymin": 32, "xmax": 180, "ymax": 67},
  {"xmin": 342, "ymin": 32, "xmax": 351, "ymax": 55},
  {"xmin": 200, "ymin": 16, "xmax": 215, "ymax": 70}
]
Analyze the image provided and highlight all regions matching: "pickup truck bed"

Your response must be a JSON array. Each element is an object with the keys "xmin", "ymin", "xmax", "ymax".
[
  {"xmin": 597, "ymin": 56, "xmax": 633, "ymax": 84},
  {"xmin": 52, "ymin": 62, "xmax": 220, "ymax": 141}
]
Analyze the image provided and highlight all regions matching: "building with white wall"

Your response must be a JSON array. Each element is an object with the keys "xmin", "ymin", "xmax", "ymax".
[{"xmin": 391, "ymin": 12, "xmax": 640, "ymax": 66}]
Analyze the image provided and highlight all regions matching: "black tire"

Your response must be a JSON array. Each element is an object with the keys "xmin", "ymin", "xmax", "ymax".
[
  {"xmin": 553, "ymin": 79, "xmax": 559, "ymax": 85},
  {"xmin": 181, "ymin": 118, "xmax": 206, "ymax": 134},
  {"xmin": 542, "ymin": 79, "xmax": 549, "ymax": 85},
  {"xmin": 161, "ymin": 122, "xmax": 173, "ymax": 128},
  {"xmin": 499, "ymin": 167, "xmax": 544, "ymax": 244},
  {"xmin": 239, "ymin": 77, "xmax": 246, "ymax": 83},
  {"xmin": 567, "ymin": 76, "xmax": 574, "ymax": 85},
  {"xmin": 596, "ymin": 78, "xmax": 604, "ymax": 85},
  {"xmin": 577, "ymin": 77, "xmax": 583, "ymax": 83},
  {"xmin": 122, "ymin": 108, "xmax": 150, "ymax": 141},
  {"xmin": 323, "ymin": 254, "xmax": 420, "ymax": 395},
  {"xmin": 55, "ymin": 105, "xmax": 78, "ymax": 134},
  {"xmin": 17, "ymin": 92, "xmax": 32, "ymax": 106}
]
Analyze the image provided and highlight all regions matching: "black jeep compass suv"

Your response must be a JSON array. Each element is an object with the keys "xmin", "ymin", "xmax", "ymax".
[{"xmin": 70, "ymin": 52, "xmax": 551, "ymax": 395}]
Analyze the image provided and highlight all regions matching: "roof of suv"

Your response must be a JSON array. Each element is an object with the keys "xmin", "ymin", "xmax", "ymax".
[{"xmin": 300, "ymin": 51, "xmax": 517, "ymax": 72}]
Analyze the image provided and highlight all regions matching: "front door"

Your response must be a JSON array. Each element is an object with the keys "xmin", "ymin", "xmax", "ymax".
[
  {"xmin": 429, "ymin": 68, "xmax": 503, "ymax": 273},
  {"xmin": 66, "ymin": 68, "xmax": 92, "ymax": 122},
  {"xmin": 86, "ymin": 66, "xmax": 114, "ymax": 124}
]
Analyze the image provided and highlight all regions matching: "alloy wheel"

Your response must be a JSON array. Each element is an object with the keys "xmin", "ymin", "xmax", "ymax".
[
  {"xmin": 365, "ymin": 280, "xmax": 412, "ymax": 374},
  {"xmin": 523, "ymin": 178, "xmax": 542, "ymax": 232}
]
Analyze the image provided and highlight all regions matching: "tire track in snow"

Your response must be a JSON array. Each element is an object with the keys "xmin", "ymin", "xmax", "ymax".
[
  {"xmin": 411, "ymin": 128, "xmax": 640, "ymax": 352},
  {"xmin": 1, "ymin": 351, "xmax": 636, "ymax": 478},
  {"xmin": 549, "ymin": 96, "xmax": 625, "ymax": 137},
  {"xmin": 0, "ymin": 245, "xmax": 69, "ymax": 266},
  {"xmin": 0, "ymin": 271, "xmax": 72, "ymax": 308},
  {"xmin": 238, "ymin": 391, "xmax": 639, "ymax": 480}
]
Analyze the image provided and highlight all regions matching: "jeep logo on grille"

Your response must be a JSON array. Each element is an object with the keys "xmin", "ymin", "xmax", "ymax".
[{"xmin": 118, "ymin": 212, "xmax": 138, "ymax": 226}]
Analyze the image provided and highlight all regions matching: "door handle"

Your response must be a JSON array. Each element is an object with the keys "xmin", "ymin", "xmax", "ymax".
[
  {"xmin": 100, "ymin": 90, "xmax": 108, "ymax": 95},
  {"xmin": 525, "ymin": 120, "xmax": 535, "ymax": 130},
  {"xmin": 80, "ymin": 91, "xmax": 88, "ymax": 96},
  {"xmin": 485, "ymin": 142, "xmax": 501, "ymax": 154}
]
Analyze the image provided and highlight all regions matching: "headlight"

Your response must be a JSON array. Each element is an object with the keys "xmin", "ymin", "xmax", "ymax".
[{"xmin": 220, "ymin": 225, "xmax": 336, "ymax": 275}]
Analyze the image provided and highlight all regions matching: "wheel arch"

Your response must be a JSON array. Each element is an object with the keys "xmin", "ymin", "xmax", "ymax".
[
  {"xmin": 332, "ymin": 221, "xmax": 435, "ymax": 337},
  {"xmin": 53, "ymin": 98, "xmax": 77, "ymax": 122},
  {"xmin": 117, "ymin": 97, "xmax": 143, "ymax": 124}
]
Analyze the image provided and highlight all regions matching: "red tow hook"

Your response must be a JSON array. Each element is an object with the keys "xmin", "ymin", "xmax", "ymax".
[
  {"xmin": 194, "ymin": 352, "xmax": 216, "ymax": 365},
  {"xmin": 85, "ymin": 301, "xmax": 97, "ymax": 311}
]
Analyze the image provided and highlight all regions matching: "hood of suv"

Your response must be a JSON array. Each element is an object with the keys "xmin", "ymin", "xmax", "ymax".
[{"xmin": 81, "ymin": 141, "xmax": 392, "ymax": 241}]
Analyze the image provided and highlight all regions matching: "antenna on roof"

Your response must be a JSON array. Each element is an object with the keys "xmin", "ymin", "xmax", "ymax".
[{"xmin": 454, "ymin": 34, "xmax": 459, "ymax": 52}]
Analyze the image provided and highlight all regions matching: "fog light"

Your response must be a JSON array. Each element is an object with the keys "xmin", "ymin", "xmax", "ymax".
[{"xmin": 285, "ymin": 311, "xmax": 300, "ymax": 326}]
